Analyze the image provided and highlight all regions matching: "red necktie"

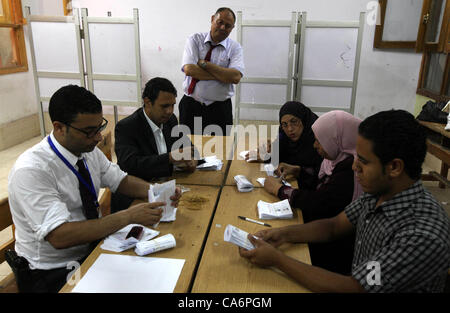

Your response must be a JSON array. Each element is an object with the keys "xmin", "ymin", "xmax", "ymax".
[{"xmin": 188, "ymin": 43, "xmax": 217, "ymax": 95}]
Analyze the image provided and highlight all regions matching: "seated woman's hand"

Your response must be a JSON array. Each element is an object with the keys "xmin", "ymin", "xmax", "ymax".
[
  {"xmin": 275, "ymin": 162, "xmax": 301, "ymax": 178},
  {"xmin": 264, "ymin": 176, "xmax": 283, "ymax": 196}
]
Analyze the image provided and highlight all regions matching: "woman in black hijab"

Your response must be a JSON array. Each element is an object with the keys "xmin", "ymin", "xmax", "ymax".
[{"xmin": 247, "ymin": 101, "xmax": 323, "ymax": 189}]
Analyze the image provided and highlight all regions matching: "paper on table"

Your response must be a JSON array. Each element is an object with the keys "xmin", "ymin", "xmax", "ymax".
[
  {"xmin": 101, "ymin": 224, "xmax": 160, "ymax": 253},
  {"xmin": 71, "ymin": 254, "xmax": 185, "ymax": 293},
  {"xmin": 234, "ymin": 175, "xmax": 254, "ymax": 192},
  {"xmin": 264, "ymin": 163, "xmax": 276, "ymax": 176},
  {"xmin": 149, "ymin": 179, "xmax": 177, "ymax": 225},
  {"xmin": 257, "ymin": 199, "xmax": 293, "ymax": 219},
  {"xmin": 223, "ymin": 224, "xmax": 255, "ymax": 250},
  {"xmin": 135, "ymin": 234, "xmax": 176, "ymax": 256},
  {"xmin": 239, "ymin": 150, "xmax": 257, "ymax": 162},
  {"xmin": 257, "ymin": 177, "xmax": 266, "ymax": 186},
  {"xmin": 196, "ymin": 155, "xmax": 223, "ymax": 171}
]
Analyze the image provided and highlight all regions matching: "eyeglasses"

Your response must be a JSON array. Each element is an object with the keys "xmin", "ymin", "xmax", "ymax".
[
  {"xmin": 280, "ymin": 118, "xmax": 302, "ymax": 129},
  {"xmin": 65, "ymin": 117, "xmax": 108, "ymax": 138}
]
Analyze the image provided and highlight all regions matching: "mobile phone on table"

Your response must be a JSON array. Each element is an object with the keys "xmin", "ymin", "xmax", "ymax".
[{"xmin": 126, "ymin": 226, "xmax": 143, "ymax": 240}]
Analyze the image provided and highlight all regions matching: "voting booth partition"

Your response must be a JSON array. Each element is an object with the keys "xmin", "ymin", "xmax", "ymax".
[{"xmin": 25, "ymin": 7, "xmax": 142, "ymax": 137}]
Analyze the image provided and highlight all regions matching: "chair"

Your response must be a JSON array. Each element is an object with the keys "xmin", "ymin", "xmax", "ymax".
[{"xmin": 0, "ymin": 197, "xmax": 18, "ymax": 293}]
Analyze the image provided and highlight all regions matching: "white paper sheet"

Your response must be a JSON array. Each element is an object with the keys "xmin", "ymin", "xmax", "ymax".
[
  {"xmin": 72, "ymin": 254, "xmax": 185, "ymax": 293},
  {"xmin": 234, "ymin": 175, "xmax": 254, "ymax": 192},
  {"xmin": 101, "ymin": 224, "xmax": 160, "ymax": 252},
  {"xmin": 196, "ymin": 156, "xmax": 223, "ymax": 171},
  {"xmin": 223, "ymin": 224, "xmax": 255, "ymax": 250},
  {"xmin": 149, "ymin": 179, "xmax": 177, "ymax": 224},
  {"xmin": 257, "ymin": 199, "xmax": 293, "ymax": 219}
]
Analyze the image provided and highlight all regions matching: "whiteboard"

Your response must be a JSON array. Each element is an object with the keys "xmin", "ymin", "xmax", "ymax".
[
  {"xmin": 302, "ymin": 27, "xmax": 357, "ymax": 81},
  {"xmin": 300, "ymin": 86, "xmax": 352, "ymax": 109},
  {"xmin": 88, "ymin": 23, "xmax": 137, "ymax": 75},
  {"xmin": 242, "ymin": 26, "xmax": 291, "ymax": 78},
  {"xmin": 383, "ymin": 0, "xmax": 422, "ymax": 42},
  {"xmin": 240, "ymin": 83, "xmax": 287, "ymax": 105},
  {"xmin": 30, "ymin": 21, "xmax": 80, "ymax": 72}
]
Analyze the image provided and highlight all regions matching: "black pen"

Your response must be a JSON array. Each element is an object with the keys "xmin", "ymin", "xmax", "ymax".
[{"xmin": 238, "ymin": 216, "xmax": 271, "ymax": 227}]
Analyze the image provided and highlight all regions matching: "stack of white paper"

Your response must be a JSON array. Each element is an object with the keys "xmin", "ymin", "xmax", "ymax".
[
  {"xmin": 101, "ymin": 224, "xmax": 160, "ymax": 253},
  {"xmin": 239, "ymin": 150, "xmax": 257, "ymax": 162},
  {"xmin": 234, "ymin": 175, "xmax": 254, "ymax": 192},
  {"xmin": 71, "ymin": 254, "xmax": 185, "ymax": 293},
  {"xmin": 196, "ymin": 156, "xmax": 223, "ymax": 171},
  {"xmin": 149, "ymin": 179, "xmax": 177, "ymax": 224},
  {"xmin": 256, "ymin": 177, "xmax": 291, "ymax": 187},
  {"xmin": 264, "ymin": 163, "xmax": 276, "ymax": 176},
  {"xmin": 223, "ymin": 224, "xmax": 255, "ymax": 250},
  {"xmin": 257, "ymin": 199, "xmax": 293, "ymax": 219},
  {"xmin": 135, "ymin": 234, "xmax": 176, "ymax": 256}
]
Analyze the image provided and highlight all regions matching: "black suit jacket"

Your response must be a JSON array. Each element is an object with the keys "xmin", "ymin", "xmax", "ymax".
[{"xmin": 112, "ymin": 108, "xmax": 187, "ymax": 212}]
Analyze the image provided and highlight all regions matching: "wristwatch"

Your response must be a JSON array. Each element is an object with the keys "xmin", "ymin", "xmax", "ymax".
[{"xmin": 199, "ymin": 60, "xmax": 207, "ymax": 69}]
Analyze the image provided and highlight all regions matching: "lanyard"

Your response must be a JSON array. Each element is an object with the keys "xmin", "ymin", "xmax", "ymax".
[{"xmin": 47, "ymin": 136, "xmax": 98, "ymax": 203}]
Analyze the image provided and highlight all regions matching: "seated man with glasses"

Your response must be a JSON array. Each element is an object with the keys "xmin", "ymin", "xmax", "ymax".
[{"xmin": 7, "ymin": 85, "xmax": 181, "ymax": 293}]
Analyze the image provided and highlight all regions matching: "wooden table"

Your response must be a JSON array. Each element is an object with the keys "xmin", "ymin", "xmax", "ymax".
[
  {"xmin": 191, "ymin": 187, "xmax": 311, "ymax": 293},
  {"xmin": 60, "ymin": 184, "xmax": 220, "ymax": 293},
  {"xmin": 172, "ymin": 135, "xmax": 235, "ymax": 186},
  {"xmin": 418, "ymin": 121, "xmax": 450, "ymax": 188},
  {"xmin": 225, "ymin": 159, "xmax": 298, "ymax": 188}
]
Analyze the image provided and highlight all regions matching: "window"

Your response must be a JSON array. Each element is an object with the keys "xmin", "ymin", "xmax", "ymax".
[
  {"xmin": 0, "ymin": 0, "xmax": 27, "ymax": 75},
  {"xmin": 374, "ymin": 0, "xmax": 450, "ymax": 52},
  {"xmin": 417, "ymin": 52, "xmax": 449, "ymax": 101}
]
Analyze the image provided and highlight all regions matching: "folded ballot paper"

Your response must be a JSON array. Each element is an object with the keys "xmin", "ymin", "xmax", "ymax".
[
  {"xmin": 101, "ymin": 224, "xmax": 160, "ymax": 253},
  {"xmin": 239, "ymin": 150, "xmax": 257, "ymax": 162},
  {"xmin": 257, "ymin": 199, "xmax": 293, "ymax": 220},
  {"xmin": 135, "ymin": 234, "xmax": 177, "ymax": 256},
  {"xmin": 234, "ymin": 175, "xmax": 254, "ymax": 192},
  {"xmin": 223, "ymin": 224, "xmax": 255, "ymax": 250},
  {"xmin": 196, "ymin": 156, "xmax": 223, "ymax": 171},
  {"xmin": 149, "ymin": 179, "xmax": 177, "ymax": 225}
]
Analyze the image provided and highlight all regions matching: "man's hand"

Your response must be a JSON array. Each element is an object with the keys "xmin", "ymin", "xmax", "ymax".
[
  {"xmin": 170, "ymin": 187, "xmax": 182, "ymax": 207},
  {"xmin": 126, "ymin": 201, "xmax": 164, "ymax": 226},
  {"xmin": 239, "ymin": 234, "xmax": 283, "ymax": 268},
  {"xmin": 253, "ymin": 227, "xmax": 288, "ymax": 248},
  {"xmin": 264, "ymin": 176, "xmax": 283, "ymax": 196}
]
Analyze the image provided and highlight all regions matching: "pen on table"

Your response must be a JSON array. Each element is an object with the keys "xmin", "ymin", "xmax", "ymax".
[{"xmin": 238, "ymin": 216, "xmax": 271, "ymax": 227}]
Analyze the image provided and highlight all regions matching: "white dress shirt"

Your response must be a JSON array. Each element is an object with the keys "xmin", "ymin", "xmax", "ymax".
[
  {"xmin": 181, "ymin": 32, "xmax": 245, "ymax": 105},
  {"xmin": 143, "ymin": 108, "xmax": 167, "ymax": 155},
  {"xmin": 8, "ymin": 132, "xmax": 127, "ymax": 270}
]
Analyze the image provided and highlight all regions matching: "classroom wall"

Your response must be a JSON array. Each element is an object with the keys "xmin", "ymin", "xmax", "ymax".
[{"xmin": 0, "ymin": 0, "xmax": 424, "ymax": 130}]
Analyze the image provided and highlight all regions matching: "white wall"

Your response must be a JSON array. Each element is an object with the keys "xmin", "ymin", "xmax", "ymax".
[{"xmin": 0, "ymin": 0, "xmax": 423, "ymax": 126}]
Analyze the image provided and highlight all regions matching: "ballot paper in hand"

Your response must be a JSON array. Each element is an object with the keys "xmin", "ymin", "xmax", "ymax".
[
  {"xmin": 149, "ymin": 179, "xmax": 177, "ymax": 224},
  {"xmin": 234, "ymin": 175, "xmax": 254, "ymax": 192},
  {"xmin": 101, "ymin": 224, "xmax": 160, "ymax": 252},
  {"xmin": 224, "ymin": 224, "xmax": 255, "ymax": 250},
  {"xmin": 239, "ymin": 150, "xmax": 257, "ymax": 162},
  {"xmin": 135, "ymin": 233, "xmax": 177, "ymax": 256},
  {"xmin": 196, "ymin": 156, "xmax": 223, "ymax": 171},
  {"xmin": 257, "ymin": 199, "xmax": 293, "ymax": 219},
  {"xmin": 264, "ymin": 163, "xmax": 276, "ymax": 176}
]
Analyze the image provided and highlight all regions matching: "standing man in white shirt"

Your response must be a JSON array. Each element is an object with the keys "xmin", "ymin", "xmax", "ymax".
[
  {"xmin": 7, "ymin": 85, "xmax": 181, "ymax": 292},
  {"xmin": 180, "ymin": 7, "xmax": 245, "ymax": 136}
]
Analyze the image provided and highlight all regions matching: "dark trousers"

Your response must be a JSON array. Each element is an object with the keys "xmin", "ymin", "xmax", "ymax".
[
  {"xmin": 179, "ymin": 95, "xmax": 233, "ymax": 136},
  {"xmin": 6, "ymin": 249, "xmax": 89, "ymax": 293}
]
